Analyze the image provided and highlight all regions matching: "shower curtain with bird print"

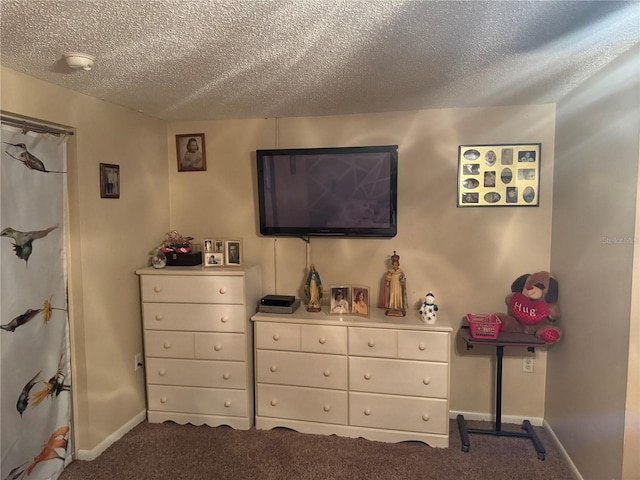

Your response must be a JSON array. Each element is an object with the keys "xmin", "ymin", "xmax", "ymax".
[{"xmin": 1, "ymin": 124, "xmax": 71, "ymax": 480}]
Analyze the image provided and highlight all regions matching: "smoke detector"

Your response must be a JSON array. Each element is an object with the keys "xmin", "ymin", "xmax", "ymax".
[{"xmin": 63, "ymin": 52, "xmax": 95, "ymax": 71}]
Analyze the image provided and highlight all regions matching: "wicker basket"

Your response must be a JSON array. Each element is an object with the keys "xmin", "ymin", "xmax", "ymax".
[{"xmin": 467, "ymin": 313, "xmax": 501, "ymax": 339}]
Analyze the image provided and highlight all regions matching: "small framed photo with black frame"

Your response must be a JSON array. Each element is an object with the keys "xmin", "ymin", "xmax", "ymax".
[
  {"xmin": 204, "ymin": 252, "xmax": 224, "ymax": 267},
  {"xmin": 457, "ymin": 143, "xmax": 541, "ymax": 207},
  {"xmin": 100, "ymin": 163, "xmax": 120, "ymax": 199},
  {"xmin": 329, "ymin": 286, "xmax": 350, "ymax": 315},
  {"xmin": 225, "ymin": 239, "xmax": 242, "ymax": 266},
  {"xmin": 176, "ymin": 133, "xmax": 207, "ymax": 172},
  {"xmin": 350, "ymin": 285, "xmax": 370, "ymax": 317}
]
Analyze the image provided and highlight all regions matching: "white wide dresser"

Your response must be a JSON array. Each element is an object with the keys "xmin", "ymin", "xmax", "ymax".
[
  {"xmin": 136, "ymin": 265, "xmax": 261, "ymax": 429},
  {"xmin": 251, "ymin": 308, "xmax": 452, "ymax": 447}
]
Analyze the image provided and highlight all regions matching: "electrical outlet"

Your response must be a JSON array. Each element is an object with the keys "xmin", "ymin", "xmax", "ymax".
[
  {"xmin": 523, "ymin": 357, "xmax": 534, "ymax": 373},
  {"xmin": 134, "ymin": 352, "xmax": 143, "ymax": 371}
]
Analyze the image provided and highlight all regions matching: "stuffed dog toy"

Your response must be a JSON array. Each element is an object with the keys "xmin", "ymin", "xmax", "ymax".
[{"xmin": 495, "ymin": 271, "xmax": 562, "ymax": 344}]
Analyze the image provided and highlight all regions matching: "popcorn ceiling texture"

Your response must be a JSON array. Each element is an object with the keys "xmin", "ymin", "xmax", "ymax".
[{"xmin": 1, "ymin": 0, "xmax": 638, "ymax": 122}]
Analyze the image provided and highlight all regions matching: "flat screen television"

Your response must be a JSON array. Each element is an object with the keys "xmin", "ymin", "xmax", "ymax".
[{"xmin": 256, "ymin": 145, "xmax": 398, "ymax": 238}]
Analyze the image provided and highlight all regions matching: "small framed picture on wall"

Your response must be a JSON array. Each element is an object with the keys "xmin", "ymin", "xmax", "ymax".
[
  {"xmin": 100, "ymin": 163, "xmax": 120, "ymax": 198},
  {"xmin": 176, "ymin": 133, "xmax": 207, "ymax": 172},
  {"xmin": 225, "ymin": 240, "xmax": 242, "ymax": 266}
]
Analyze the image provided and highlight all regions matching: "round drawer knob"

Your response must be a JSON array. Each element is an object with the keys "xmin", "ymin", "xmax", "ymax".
[
  {"xmin": 423, "ymin": 377, "xmax": 431, "ymax": 385},
  {"xmin": 270, "ymin": 365, "xmax": 278, "ymax": 372},
  {"xmin": 422, "ymin": 414, "xmax": 430, "ymax": 422},
  {"xmin": 323, "ymin": 370, "xmax": 331, "ymax": 377},
  {"xmin": 160, "ymin": 396, "xmax": 167, "ymax": 404},
  {"xmin": 153, "ymin": 286, "xmax": 162, "ymax": 293},
  {"xmin": 214, "ymin": 345, "xmax": 222, "ymax": 351},
  {"xmin": 224, "ymin": 400, "xmax": 231, "ymax": 408},
  {"xmin": 323, "ymin": 404, "xmax": 331, "ymax": 412},
  {"xmin": 367, "ymin": 340, "xmax": 375, "ymax": 348},
  {"xmin": 158, "ymin": 369, "xmax": 166, "ymax": 376},
  {"xmin": 273, "ymin": 334, "xmax": 280, "ymax": 341},
  {"xmin": 319, "ymin": 337, "xmax": 326, "ymax": 344},
  {"xmin": 163, "ymin": 342, "xmax": 171, "ymax": 349},
  {"xmin": 270, "ymin": 399, "xmax": 278, "ymax": 407},
  {"xmin": 155, "ymin": 314, "xmax": 163, "ymax": 321},
  {"xmin": 223, "ymin": 372, "xmax": 230, "ymax": 380},
  {"xmin": 219, "ymin": 287, "xmax": 227, "ymax": 294},
  {"xmin": 364, "ymin": 372, "xmax": 371, "ymax": 380},
  {"xmin": 418, "ymin": 343, "xmax": 426, "ymax": 351},
  {"xmin": 220, "ymin": 316, "xmax": 229, "ymax": 323},
  {"xmin": 364, "ymin": 408, "xmax": 372, "ymax": 416}
]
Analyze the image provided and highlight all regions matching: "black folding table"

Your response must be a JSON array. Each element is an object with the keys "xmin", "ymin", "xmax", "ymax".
[{"xmin": 456, "ymin": 326, "xmax": 547, "ymax": 460}]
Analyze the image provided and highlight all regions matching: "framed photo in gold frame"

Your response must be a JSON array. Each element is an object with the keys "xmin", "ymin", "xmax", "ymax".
[{"xmin": 457, "ymin": 143, "xmax": 541, "ymax": 207}]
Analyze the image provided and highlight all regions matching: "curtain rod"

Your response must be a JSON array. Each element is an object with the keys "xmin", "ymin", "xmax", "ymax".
[{"xmin": 0, "ymin": 112, "xmax": 75, "ymax": 137}]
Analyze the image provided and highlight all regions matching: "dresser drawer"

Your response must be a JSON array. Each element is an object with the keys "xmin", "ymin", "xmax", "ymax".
[
  {"xmin": 350, "ymin": 392, "xmax": 448, "ymax": 434},
  {"xmin": 257, "ymin": 384, "xmax": 347, "ymax": 425},
  {"xmin": 301, "ymin": 324, "xmax": 347, "ymax": 354},
  {"xmin": 194, "ymin": 332, "xmax": 246, "ymax": 361},
  {"xmin": 256, "ymin": 350, "xmax": 347, "ymax": 390},
  {"xmin": 143, "ymin": 303, "xmax": 245, "ymax": 332},
  {"xmin": 140, "ymin": 275, "xmax": 244, "ymax": 304},
  {"xmin": 145, "ymin": 331, "xmax": 194, "ymax": 358},
  {"xmin": 349, "ymin": 327, "xmax": 397, "ymax": 357},
  {"xmin": 349, "ymin": 357, "xmax": 448, "ymax": 398},
  {"xmin": 146, "ymin": 358, "xmax": 247, "ymax": 389},
  {"xmin": 398, "ymin": 331, "xmax": 449, "ymax": 362},
  {"xmin": 148, "ymin": 385, "xmax": 248, "ymax": 417},
  {"xmin": 255, "ymin": 322, "xmax": 301, "ymax": 351}
]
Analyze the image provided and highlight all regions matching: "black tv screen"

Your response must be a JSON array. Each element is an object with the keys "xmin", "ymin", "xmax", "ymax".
[{"xmin": 256, "ymin": 145, "xmax": 398, "ymax": 238}]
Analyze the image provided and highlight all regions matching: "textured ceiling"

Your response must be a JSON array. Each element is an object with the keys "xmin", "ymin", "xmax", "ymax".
[{"xmin": 1, "ymin": 0, "xmax": 638, "ymax": 122}]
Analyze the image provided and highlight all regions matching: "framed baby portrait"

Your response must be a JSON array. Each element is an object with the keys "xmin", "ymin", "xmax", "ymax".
[
  {"xmin": 350, "ymin": 286, "xmax": 370, "ymax": 317},
  {"xmin": 329, "ymin": 286, "xmax": 350, "ymax": 315},
  {"xmin": 176, "ymin": 133, "xmax": 207, "ymax": 172},
  {"xmin": 457, "ymin": 143, "xmax": 541, "ymax": 207}
]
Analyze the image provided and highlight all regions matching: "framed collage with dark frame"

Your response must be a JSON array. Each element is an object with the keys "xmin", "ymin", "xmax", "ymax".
[{"xmin": 457, "ymin": 143, "xmax": 541, "ymax": 207}]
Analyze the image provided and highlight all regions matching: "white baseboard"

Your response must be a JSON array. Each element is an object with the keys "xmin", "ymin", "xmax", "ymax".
[
  {"xmin": 449, "ymin": 409, "xmax": 544, "ymax": 426},
  {"xmin": 75, "ymin": 410, "xmax": 146, "ymax": 461},
  {"xmin": 543, "ymin": 419, "xmax": 583, "ymax": 480}
]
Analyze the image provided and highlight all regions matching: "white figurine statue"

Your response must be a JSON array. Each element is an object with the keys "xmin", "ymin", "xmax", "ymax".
[{"xmin": 419, "ymin": 292, "xmax": 438, "ymax": 324}]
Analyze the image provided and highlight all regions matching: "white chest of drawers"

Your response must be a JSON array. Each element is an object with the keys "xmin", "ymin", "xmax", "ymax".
[
  {"xmin": 251, "ymin": 309, "xmax": 452, "ymax": 447},
  {"xmin": 136, "ymin": 265, "xmax": 261, "ymax": 429}
]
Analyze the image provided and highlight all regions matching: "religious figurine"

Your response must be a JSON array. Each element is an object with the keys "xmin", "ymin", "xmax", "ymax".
[
  {"xmin": 383, "ymin": 251, "xmax": 407, "ymax": 316},
  {"xmin": 304, "ymin": 264, "xmax": 323, "ymax": 312}
]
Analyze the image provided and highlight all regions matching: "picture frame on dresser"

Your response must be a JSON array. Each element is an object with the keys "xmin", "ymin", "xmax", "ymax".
[
  {"xmin": 330, "ymin": 286, "xmax": 350, "ymax": 315},
  {"xmin": 225, "ymin": 239, "xmax": 242, "ymax": 266},
  {"xmin": 204, "ymin": 252, "xmax": 224, "ymax": 267},
  {"xmin": 350, "ymin": 285, "xmax": 370, "ymax": 317}
]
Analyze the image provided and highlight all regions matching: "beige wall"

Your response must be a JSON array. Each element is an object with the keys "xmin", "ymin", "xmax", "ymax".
[
  {"xmin": 4, "ymin": 52, "xmax": 637, "ymax": 480},
  {"xmin": 549, "ymin": 45, "xmax": 639, "ymax": 480},
  {"xmin": 1, "ymin": 67, "xmax": 169, "ymax": 452},
  {"xmin": 169, "ymin": 104, "xmax": 558, "ymax": 420}
]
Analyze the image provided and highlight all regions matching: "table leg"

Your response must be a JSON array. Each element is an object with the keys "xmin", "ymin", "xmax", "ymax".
[{"xmin": 458, "ymin": 345, "xmax": 546, "ymax": 460}]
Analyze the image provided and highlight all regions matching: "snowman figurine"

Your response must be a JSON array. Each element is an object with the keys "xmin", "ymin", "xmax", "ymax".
[{"xmin": 419, "ymin": 292, "xmax": 438, "ymax": 324}]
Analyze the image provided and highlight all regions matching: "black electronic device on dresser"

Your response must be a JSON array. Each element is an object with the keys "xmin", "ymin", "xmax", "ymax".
[{"xmin": 259, "ymin": 295, "xmax": 300, "ymax": 314}]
